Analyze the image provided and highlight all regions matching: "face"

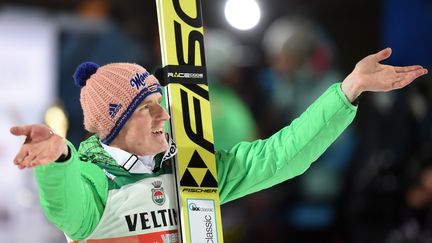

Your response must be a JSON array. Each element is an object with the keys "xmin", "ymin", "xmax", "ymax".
[{"xmin": 110, "ymin": 92, "xmax": 170, "ymax": 156}]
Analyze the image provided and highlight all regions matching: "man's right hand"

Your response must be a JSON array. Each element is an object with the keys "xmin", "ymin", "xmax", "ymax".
[{"xmin": 10, "ymin": 124, "xmax": 68, "ymax": 169}]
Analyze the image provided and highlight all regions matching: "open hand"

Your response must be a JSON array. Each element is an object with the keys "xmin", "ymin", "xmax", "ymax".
[
  {"xmin": 10, "ymin": 124, "xmax": 68, "ymax": 169},
  {"xmin": 342, "ymin": 48, "xmax": 428, "ymax": 102}
]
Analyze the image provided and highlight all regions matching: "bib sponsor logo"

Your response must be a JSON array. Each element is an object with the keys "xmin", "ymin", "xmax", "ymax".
[
  {"xmin": 162, "ymin": 232, "xmax": 179, "ymax": 243},
  {"xmin": 152, "ymin": 181, "xmax": 166, "ymax": 206},
  {"xmin": 124, "ymin": 208, "xmax": 178, "ymax": 232}
]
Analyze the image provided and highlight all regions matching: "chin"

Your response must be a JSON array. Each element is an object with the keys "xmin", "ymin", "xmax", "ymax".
[
  {"xmin": 147, "ymin": 142, "xmax": 169, "ymax": 155},
  {"xmin": 158, "ymin": 142, "xmax": 170, "ymax": 153}
]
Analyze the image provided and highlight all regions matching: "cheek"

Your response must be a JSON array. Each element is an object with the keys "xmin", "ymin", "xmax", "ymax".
[{"xmin": 126, "ymin": 120, "xmax": 150, "ymax": 139}]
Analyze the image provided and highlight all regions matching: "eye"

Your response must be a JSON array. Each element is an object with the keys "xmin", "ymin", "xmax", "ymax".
[{"xmin": 139, "ymin": 104, "xmax": 150, "ymax": 110}]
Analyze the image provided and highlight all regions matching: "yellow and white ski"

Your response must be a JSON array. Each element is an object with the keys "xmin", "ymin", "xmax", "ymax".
[{"xmin": 156, "ymin": 0, "xmax": 224, "ymax": 242}]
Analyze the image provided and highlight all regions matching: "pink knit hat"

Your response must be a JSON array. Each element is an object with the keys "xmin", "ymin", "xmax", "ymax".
[{"xmin": 73, "ymin": 62, "xmax": 162, "ymax": 144}]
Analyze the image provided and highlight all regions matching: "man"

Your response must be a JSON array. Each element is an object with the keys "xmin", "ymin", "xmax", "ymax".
[{"xmin": 10, "ymin": 48, "xmax": 428, "ymax": 242}]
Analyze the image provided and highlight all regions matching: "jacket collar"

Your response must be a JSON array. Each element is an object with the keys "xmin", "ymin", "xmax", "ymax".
[
  {"xmin": 100, "ymin": 142, "xmax": 155, "ymax": 174},
  {"xmin": 78, "ymin": 135, "xmax": 177, "ymax": 173},
  {"xmin": 101, "ymin": 137, "xmax": 178, "ymax": 174}
]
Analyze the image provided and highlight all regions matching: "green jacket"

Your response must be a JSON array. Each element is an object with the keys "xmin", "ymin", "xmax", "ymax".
[{"xmin": 34, "ymin": 83, "xmax": 357, "ymax": 240}]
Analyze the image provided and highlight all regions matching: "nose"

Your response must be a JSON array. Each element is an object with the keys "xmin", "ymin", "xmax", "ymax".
[{"xmin": 154, "ymin": 104, "xmax": 170, "ymax": 120}]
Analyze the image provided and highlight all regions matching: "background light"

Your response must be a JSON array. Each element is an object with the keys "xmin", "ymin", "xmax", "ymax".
[
  {"xmin": 45, "ymin": 104, "xmax": 68, "ymax": 137},
  {"xmin": 224, "ymin": 0, "xmax": 261, "ymax": 30}
]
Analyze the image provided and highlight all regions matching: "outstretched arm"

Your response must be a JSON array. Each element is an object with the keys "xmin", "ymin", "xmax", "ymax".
[
  {"xmin": 217, "ymin": 48, "xmax": 428, "ymax": 203},
  {"xmin": 10, "ymin": 124, "xmax": 107, "ymax": 240},
  {"xmin": 341, "ymin": 47, "xmax": 428, "ymax": 102},
  {"xmin": 217, "ymin": 83, "xmax": 356, "ymax": 203}
]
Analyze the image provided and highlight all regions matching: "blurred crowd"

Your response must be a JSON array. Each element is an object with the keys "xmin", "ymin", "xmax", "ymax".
[{"xmin": 1, "ymin": 0, "xmax": 432, "ymax": 242}]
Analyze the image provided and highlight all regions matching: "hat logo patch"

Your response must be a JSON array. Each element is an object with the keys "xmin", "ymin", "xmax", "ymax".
[
  {"xmin": 109, "ymin": 103, "xmax": 122, "ymax": 118},
  {"xmin": 147, "ymin": 84, "xmax": 160, "ymax": 93},
  {"xmin": 130, "ymin": 71, "xmax": 150, "ymax": 90}
]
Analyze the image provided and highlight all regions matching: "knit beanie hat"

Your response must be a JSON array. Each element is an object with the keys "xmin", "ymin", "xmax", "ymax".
[{"xmin": 73, "ymin": 62, "xmax": 162, "ymax": 144}]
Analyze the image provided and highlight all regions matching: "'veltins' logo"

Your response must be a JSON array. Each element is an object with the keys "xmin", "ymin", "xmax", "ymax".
[
  {"xmin": 151, "ymin": 181, "xmax": 165, "ymax": 206},
  {"xmin": 108, "ymin": 103, "xmax": 122, "ymax": 118}
]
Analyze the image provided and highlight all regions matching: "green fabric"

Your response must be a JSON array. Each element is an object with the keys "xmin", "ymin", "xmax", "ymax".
[
  {"xmin": 35, "ymin": 136, "xmax": 172, "ymax": 240},
  {"xmin": 34, "ymin": 140, "xmax": 108, "ymax": 241},
  {"xmin": 77, "ymin": 135, "xmax": 172, "ymax": 190},
  {"xmin": 216, "ymin": 83, "xmax": 357, "ymax": 203},
  {"xmin": 34, "ymin": 82, "xmax": 356, "ymax": 241}
]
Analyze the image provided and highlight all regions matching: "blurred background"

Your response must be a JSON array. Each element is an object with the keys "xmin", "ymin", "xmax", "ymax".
[{"xmin": 1, "ymin": 0, "xmax": 432, "ymax": 242}]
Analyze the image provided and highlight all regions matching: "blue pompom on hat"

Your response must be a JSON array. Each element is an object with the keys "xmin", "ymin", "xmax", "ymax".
[{"xmin": 73, "ymin": 62, "xmax": 100, "ymax": 87}]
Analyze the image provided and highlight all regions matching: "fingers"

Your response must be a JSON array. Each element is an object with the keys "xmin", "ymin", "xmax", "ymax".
[
  {"xmin": 393, "ymin": 68, "xmax": 429, "ymax": 89},
  {"xmin": 394, "ymin": 65, "xmax": 424, "ymax": 73},
  {"xmin": 405, "ymin": 68, "xmax": 429, "ymax": 79},
  {"xmin": 21, "ymin": 153, "xmax": 37, "ymax": 167},
  {"xmin": 13, "ymin": 134, "xmax": 66, "ymax": 169},
  {"xmin": 14, "ymin": 150, "xmax": 35, "ymax": 169},
  {"xmin": 13, "ymin": 146, "xmax": 35, "ymax": 168},
  {"xmin": 13, "ymin": 142, "xmax": 43, "ymax": 168},
  {"xmin": 373, "ymin": 47, "xmax": 392, "ymax": 62},
  {"xmin": 392, "ymin": 79, "xmax": 415, "ymax": 90},
  {"xmin": 10, "ymin": 125, "xmax": 31, "ymax": 136},
  {"xmin": 11, "ymin": 124, "xmax": 54, "ymax": 143},
  {"xmin": 13, "ymin": 149, "xmax": 29, "ymax": 165},
  {"xmin": 14, "ymin": 149, "xmax": 49, "ymax": 169}
]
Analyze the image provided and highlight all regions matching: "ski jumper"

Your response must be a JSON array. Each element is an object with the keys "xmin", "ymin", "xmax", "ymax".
[{"xmin": 34, "ymin": 83, "xmax": 357, "ymax": 242}]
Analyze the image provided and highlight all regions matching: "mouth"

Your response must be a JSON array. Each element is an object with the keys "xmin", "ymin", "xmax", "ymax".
[{"xmin": 151, "ymin": 128, "xmax": 164, "ymax": 135}]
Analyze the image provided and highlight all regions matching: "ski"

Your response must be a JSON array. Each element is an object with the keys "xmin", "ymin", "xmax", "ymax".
[{"xmin": 156, "ymin": 1, "xmax": 224, "ymax": 242}]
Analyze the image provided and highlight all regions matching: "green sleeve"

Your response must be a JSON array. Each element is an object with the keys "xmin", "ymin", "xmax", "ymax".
[
  {"xmin": 34, "ymin": 140, "xmax": 108, "ymax": 241},
  {"xmin": 216, "ymin": 83, "xmax": 357, "ymax": 204}
]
